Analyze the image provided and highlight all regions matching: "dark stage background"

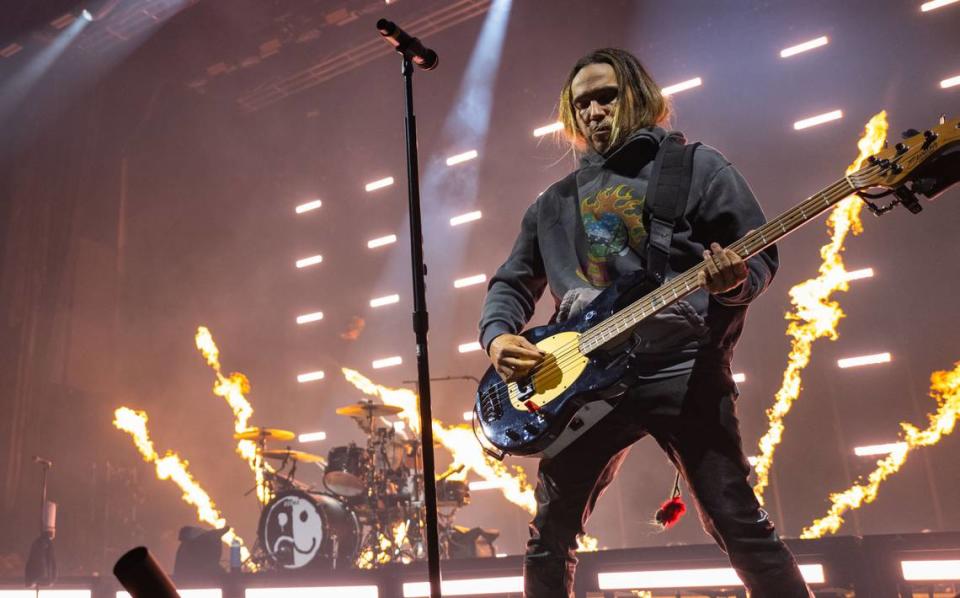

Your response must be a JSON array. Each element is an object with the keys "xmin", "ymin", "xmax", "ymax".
[{"xmin": 1, "ymin": 0, "xmax": 958, "ymax": 577}]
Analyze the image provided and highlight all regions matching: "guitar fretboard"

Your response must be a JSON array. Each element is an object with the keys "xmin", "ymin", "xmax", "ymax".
[{"xmin": 579, "ymin": 175, "xmax": 858, "ymax": 353}]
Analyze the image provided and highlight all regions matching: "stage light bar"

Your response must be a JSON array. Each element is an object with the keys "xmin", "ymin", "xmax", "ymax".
[
  {"xmin": 463, "ymin": 411, "xmax": 474, "ymax": 421},
  {"xmin": 450, "ymin": 210, "xmax": 482, "ymax": 226},
  {"xmin": 793, "ymin": 110, "xmax": 843, "ymax": 130},
  {"xmin": 533, "ymin": 121, "xmax": 563, "ymax": 137},
  {"xmin": 295, "ymin": 254, "xmax": 323, "ymax": 269},
  {"xmin": 295, "ymin": 311, "xmax": 324, "ymax": 324},
  {"xmin": 367, "ymin": 234, "xmax": 397, "ymax": 249},
  {"xmin": 941, "ymin": 74, "xmax": 960, "ymax": 89},
  {"xmin": 246, "ymin": 587, "xmax": 378, "ymax": 598},
  {"xmin": 295, "ymin": 199, "xmax": 322, "ymax": 214},
  {"xmin": 597, "ymin": 563, "xmax": 824, "ymax": 589},
  {"xmin": 370, "ymin": 294, "xmax": 400, "ymax": 308},
  {"xmin": 365, "ymin": 177, "xmax": 394, "ymax": 192},
  {"xmin": 119, "ymin": 591, "xmax": 221, "ymax": 598},
  {"xmin": 732, "ymin": 372, "xmax": 746, "ymax": 383},
  {"xmin": 901, "ymin": 559, "xmax": 960, "ymax": 580},
  {"xmin": 469, "ymin": 480, "xmax": 504, "ymax": 490},
  {"xmin": 921, "ymin": 0, "xmax": 959, "ymax": 11},
  {"xmin": 373, "ymin": 356, "xmax": 402, "ymax": 369},
  {"xmin": 297, "ymin": 371, "xmax": 325, "ymax": 383},
  {"xmin": 298, "ymin": 431, "xmax": 327, "ymax": 443},
  {"xmin": 403, "ymin": 576, "xmax": 523, "ymax": 597},
  {"xmin": 844, "ymin": 267, "xmax": 874, "ymax": 281},
  {"xmin": 454, "ymin": 274, "xmax": 487, "ymax": 288},
  {"xmin": 0, "ymin": 43, "xmax": 23, "ymax": 58},
  {"xmin": 837, "ymin": 352, "xmax": 891, "ymax": 369},
  {"xmin": 780, "ymin": 36, "xmax": 829, "ymax": 58},
  {"xmin": 446, "ymin": 150, "xmax": 479, "ymax": 166},
  {"xmin": 51, "ymin": 13, "xmax": 77, "ymax": 29},
  {"xmin": 0, "ymin": 592, "xmax": 91, "ymax": 598},
  {"xmin": 458, "ymin": 341, "xmax": 482, "ymax": 353},
  {"xmin": 81, "ymin": 9, "xmax": 94, "ymax": 22},
  {"xmin": 661, "ymin": 77, "xmax": 702, "ymax": 96},
  {"xmin": 854, "ymin": 442, "xmax": 907, "ymax": 456}
]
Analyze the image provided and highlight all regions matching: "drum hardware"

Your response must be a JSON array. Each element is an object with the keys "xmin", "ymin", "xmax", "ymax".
[{"xmin": 249, "ymin": 399, "xmax": 479, "ymax": 571}]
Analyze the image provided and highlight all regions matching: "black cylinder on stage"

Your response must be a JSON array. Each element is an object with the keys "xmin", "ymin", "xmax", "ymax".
[{"xmin": 113, "ymin": 546, "xmax": 180, "ymax": 598}]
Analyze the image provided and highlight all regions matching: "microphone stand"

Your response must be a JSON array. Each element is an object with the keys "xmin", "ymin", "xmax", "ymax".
[{"xmin": 398, "ymin": 55, "xmax": 443, "ymax": 597}]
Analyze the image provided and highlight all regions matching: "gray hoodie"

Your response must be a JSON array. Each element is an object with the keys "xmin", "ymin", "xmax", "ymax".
[{"xmin": 478, "ymin": 127, "xmax": 778, "ymax": 381}]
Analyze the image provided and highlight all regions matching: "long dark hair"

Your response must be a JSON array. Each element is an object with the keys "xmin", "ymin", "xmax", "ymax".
[{"xmin": 558, "ymin": 48, "xmax": 671, "ymax": 152}]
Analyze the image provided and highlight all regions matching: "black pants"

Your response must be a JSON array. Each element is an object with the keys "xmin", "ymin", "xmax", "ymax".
[{"xmin": 523, "ymin": 373, "xmax": 813, "ymax": 598}]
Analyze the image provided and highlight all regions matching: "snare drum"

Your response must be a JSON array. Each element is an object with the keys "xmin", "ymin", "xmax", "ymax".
[
  {"xmin": 324, "ymin": 445, "xmax": 370, "ymax": 497},
  {"xmin": 257, "ymin": 490, "xmax": 360, "ymax": 570}
]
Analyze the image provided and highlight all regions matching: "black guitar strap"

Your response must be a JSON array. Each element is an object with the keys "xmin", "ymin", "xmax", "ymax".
[{"xmin": 645, "ymin": 136, "xmax": 701, "ymax": 284}]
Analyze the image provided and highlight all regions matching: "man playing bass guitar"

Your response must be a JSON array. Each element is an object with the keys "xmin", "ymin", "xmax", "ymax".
[{"xmin": 479, "ymin": 48, "xmax": 812, "ymax": 598}]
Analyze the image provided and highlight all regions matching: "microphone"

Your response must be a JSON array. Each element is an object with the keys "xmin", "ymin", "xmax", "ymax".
[{"xmin": 376, "ymin": 19, "xmax": 438, "ymax": 70}]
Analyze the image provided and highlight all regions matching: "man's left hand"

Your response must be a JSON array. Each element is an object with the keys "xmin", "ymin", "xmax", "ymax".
[{"xmin": 698, "ymin": 242, "xmax": 748, "ymax": 295}]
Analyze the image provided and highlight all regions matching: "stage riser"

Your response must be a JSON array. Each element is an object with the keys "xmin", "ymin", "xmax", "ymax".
[{"xmin": 3, "ymin": 533, "xmax": 958, "ymax": 598}]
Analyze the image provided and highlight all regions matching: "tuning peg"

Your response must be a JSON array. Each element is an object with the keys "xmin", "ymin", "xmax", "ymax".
[
  {"xmin": 940, "ymin": 114, "xmax": 946, "ymax": 125},
  {"xmin": 902, "ymin": 128, "xmax": 920, "ymax": 139}
]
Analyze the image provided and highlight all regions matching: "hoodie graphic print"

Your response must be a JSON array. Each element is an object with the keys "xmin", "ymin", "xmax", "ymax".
[{"xmin": 579, "ymin": 183, "xmax": 646, "ymax": 287}]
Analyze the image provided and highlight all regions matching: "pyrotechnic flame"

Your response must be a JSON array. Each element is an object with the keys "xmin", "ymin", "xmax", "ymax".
[
  {"xmin": 195, "ymin": 326, "xmax": 271, "ymax": 503},
  {"xmin": 341, "ymin": 368, "xmax": 600, "ymax": 552},
  {"xmin": 112, "ymin": 407, "xmax": 251, "ymax": 562},
  {"xmin": 752, "ymin": 112, "xmax": 889, "ymax": 504},
  {"xmin": 801, "ymin": 360, "xmax": 960, "ymax": 538}
]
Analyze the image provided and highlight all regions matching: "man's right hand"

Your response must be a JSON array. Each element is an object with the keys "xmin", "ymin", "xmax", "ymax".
[{"xmin": 488, "ymin": 334, "xmax": 545, "ymax": 382}]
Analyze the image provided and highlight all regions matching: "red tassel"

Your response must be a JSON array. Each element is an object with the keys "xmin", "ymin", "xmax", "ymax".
[{"xmin": 655, "ymin": 496, "xmax": 686, "ymax": 528}]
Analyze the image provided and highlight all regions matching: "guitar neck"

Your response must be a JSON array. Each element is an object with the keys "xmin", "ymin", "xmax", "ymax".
[{"xmin": 580, "ymin": 175, "xmax": 858, "ymax": 353}]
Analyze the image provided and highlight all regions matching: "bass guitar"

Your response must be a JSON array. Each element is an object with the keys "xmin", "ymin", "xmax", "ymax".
[{"xmin": 473, "ymin": 117, "xmax": 960, "ymax": 460}]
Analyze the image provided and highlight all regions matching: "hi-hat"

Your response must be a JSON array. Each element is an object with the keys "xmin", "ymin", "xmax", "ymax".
[
  {"xmin": 262, "ymin": 449, "xmax": 326, "ymax": 464},
  {"xmin": 233, "ymin": 427, "xmax": 296, "ymax": 442},
  {"xmin": 335, "ymin": 401, "xmax": 404, "ymax": 418}
]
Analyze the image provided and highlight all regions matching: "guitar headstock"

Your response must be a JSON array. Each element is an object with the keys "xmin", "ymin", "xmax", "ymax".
[{"xmin": 848, "ymin": 116, "xmax": 960, "ymax": 191}]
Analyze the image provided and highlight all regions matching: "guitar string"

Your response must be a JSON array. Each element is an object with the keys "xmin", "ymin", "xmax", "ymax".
[
  {"xmin": 509, "ymin": 175, "xmax": 862, "ymax": 382},
  {"xmin": 479, "ymin": 179, "xmax": 856, "ymax": 410},
  {"xmin": 509, "ymin": 176, "xmax": 858, "ymax": 391},
  {"xmin": 479, "ymin": 171, "xmax": 872, "ymax": 408},
  {"xmin": 479, "ymin": 165, "xmax": 885, "ymax": 408}
]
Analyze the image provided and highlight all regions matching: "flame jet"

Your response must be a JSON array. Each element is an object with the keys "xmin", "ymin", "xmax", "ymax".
[
  {"xmin": 802, "ymin": 360, "xmax": 960, "ymax": 537},
  {"xmin": 752, "ymin": 112, "xmax": 889, "ymax": 504},
  {"xmin": 195, "ymin": 326, "xmax": 273, "ymax": 503},
  {"xmin": 113, "ymin": 407, "xmax": 251, "ymax": 561}
]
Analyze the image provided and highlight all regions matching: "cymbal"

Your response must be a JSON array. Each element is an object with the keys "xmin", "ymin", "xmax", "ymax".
[
  {"xmin": 335, "ymin": 401, "xmax": 404, "ymax": 418},
  {"xmin": 233, "ymin": 427, "xmax": 296, "ymax": 442},
  {"xmin": 262, "ymin": 449, "xmax": 326, "ymax": 464}
]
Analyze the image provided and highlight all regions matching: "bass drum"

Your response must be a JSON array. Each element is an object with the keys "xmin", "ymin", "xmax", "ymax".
[{"xmin": 258, "ymin": 490, "xmax": 360, "ymax": 570}]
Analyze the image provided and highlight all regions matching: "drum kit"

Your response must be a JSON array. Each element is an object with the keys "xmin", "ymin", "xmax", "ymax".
[{"xmin": 239, "ymin": 399, "xmax": 471, "ymax": 571}]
